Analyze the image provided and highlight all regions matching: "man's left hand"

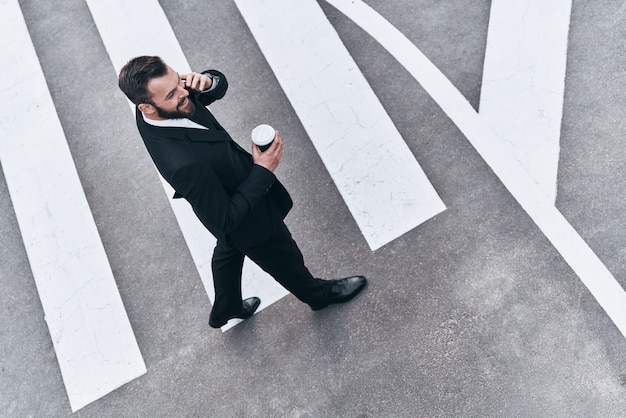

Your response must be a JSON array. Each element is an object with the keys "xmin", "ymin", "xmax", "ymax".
[{"xmin": 252, "ymin": 131, "xmax": 283, "ymax": 172}]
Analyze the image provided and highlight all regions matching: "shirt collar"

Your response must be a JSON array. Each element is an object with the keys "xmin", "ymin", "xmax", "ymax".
[{"xmin": 142, "ymin": 113, "xmax": 208, "ymax": 130}]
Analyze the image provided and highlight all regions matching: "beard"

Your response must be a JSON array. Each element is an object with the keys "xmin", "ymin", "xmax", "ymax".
[{"xmin": 153, "ymin": 96, "xmax": 196, "ymax": 119}]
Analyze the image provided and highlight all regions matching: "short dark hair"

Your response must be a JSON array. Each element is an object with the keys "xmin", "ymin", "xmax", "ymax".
[{"xmin": 118, "ymin": 56, "xmax": 168, "ymax": 105}]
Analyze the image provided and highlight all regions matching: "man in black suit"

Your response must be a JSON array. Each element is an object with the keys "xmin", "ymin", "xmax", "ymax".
[{"xmin": 118, "ymin": 56, "xmax": 366, "ymax": 328}]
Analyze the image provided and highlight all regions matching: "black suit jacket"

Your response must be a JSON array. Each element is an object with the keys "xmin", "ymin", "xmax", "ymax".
[{"xmin": 136, "ymin": 70, "xmax": 293, "ymax": 247}]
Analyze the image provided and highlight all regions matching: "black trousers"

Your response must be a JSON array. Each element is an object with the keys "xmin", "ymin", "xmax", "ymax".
[{"xmin": 210, "ymin": 222, "xmax": 329, "ymax": 319}]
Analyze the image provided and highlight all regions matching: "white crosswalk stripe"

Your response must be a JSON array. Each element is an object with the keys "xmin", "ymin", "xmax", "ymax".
[
  {"xmin": 0, "ymin": 0, "xmax": 145, "ymax": 411},
  {"xmin": 479, "ymin": 0, "xmax": 572, "ymax": 204},
  {"xmin": 84, "ymin": 0, "xmax": 290, "ymax": 333},
  {"xmin": 235, "ymin": 0, "xmax": 446, "ymax": 251}
]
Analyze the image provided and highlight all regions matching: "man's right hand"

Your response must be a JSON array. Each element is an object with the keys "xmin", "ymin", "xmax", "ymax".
[{"xmin": 252, "ymin": 131, "xmax": 283, "ymax": 172}]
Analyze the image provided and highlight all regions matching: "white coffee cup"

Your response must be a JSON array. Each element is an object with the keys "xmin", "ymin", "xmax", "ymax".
[{"xmin": 251, "ymin": 124, "xmax": 276, "ymax": 152}]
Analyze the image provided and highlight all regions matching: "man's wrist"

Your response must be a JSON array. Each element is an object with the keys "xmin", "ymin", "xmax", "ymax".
[{"xmin": 201, "ymin": 72, "xmax": 219, "ymax": 92}]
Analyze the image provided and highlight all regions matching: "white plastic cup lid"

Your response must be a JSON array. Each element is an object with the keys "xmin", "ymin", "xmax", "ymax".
[{"xmin": 251, "ymin": 124, "xmax": 275, "ymax": 146}]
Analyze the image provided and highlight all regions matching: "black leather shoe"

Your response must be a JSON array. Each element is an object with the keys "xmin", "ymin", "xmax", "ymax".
[
  {"xmin": 209, "ymin": 297, "xmax": 261, "ymax": 328},
  {"xmin": 309, "ymin": 276, "xmax": 367, "ymax": 311}
]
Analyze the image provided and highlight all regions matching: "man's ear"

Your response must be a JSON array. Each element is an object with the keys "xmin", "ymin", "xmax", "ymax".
[{"xmin": 138, "ymin": 103, "xmax": 155, "ymax": 115}]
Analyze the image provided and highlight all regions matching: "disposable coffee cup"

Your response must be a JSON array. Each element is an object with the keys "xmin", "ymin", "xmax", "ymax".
[{"xmin": 251, "ymin": 124, "xmax": 275, "ymax": 152}]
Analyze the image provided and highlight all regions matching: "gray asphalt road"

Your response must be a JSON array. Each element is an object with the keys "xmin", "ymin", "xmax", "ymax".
[{"xmin": 2, "ymin": 0, "xmax": 626, "ymax": 416}]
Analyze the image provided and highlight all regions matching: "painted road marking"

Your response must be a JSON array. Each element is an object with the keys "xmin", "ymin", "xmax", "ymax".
[
  {"xmin": 0, "ymin": 0, "xmax": 145, "ymax": 411},
  {"xmin": 480, "ymin": 0, "xmax": 572, "ymax": 203},
  {"xmin": 326, "ymin": 0, "xmax": 626, "ymax": 339},
  {"xmin": 234, "ymin": 0, "xmax": 446, "ymax": 251},
  {"xmin": 85, "ymin": 0, "xmax": 289, "ymax": 332}
]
